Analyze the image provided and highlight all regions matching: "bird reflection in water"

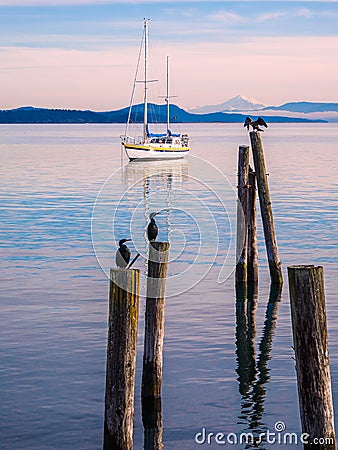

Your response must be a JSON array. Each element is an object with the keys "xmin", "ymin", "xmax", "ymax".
[{"xmin": 235, "ymin": 283, "xmax": 282, "ymax": 448}]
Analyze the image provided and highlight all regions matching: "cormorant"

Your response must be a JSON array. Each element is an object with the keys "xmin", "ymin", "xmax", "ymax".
[
  {"xmin": 116, "ymin": 238, "xmax": 131, "ymax": 268},
  {"xmin": 244, "ymin": 116, "xmax": 268, "ymax": 132},
  {"xmin": 147, "ymin": 212, "xmax": 159, "ymax": 241}
]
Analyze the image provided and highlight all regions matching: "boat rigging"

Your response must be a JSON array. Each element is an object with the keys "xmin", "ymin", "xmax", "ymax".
[{"xmin": 120, "ymin": 19, "xmax": 190, "ymax": 161}]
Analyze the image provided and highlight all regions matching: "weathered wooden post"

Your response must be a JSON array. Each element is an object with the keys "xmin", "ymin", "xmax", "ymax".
[
  {"xmin": 288, "ymin": 265, "xmax": 336, "ymax": 449},
  {"xmin": 236, "ymin": 145, "xmax": 249, "ymax": 292},
  {"xmin": 249, "ymin": 132, "xmax": 282, "ymax": 285},
  {"xmin": 142, "ymin": 242, "xmax": 170, "ymax": 399},
  {"xmin": 104, "ymin": 268, "xmax": 140, "ymax": 450},
  {"xmin": 247, "ymin": 167, "xmax": 258, "ymax": 284}
]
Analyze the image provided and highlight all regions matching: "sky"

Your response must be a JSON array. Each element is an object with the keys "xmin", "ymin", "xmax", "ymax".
[{"xmin": 0, "ymin": 1, "xmax": 337, "ymax": 110}]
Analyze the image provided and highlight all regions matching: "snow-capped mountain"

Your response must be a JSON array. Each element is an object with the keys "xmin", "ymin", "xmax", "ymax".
[
  {"xmin": 190, "ymin": 95, "xmax": 266, "ymax": 114},
  {"xmin": 188, "ymin": 96, "xmax": 338, "ymax": 121}
]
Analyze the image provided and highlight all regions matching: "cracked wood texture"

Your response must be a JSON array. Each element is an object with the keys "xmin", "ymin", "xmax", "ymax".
[
  {"xmin": 142, "ymin": 242, "xmax": 169, "ymax": 400},
  {"xmin": 247, "ymin": 168, "xmax": 258, "ymax": 284},
  {"xmin": 235, "ymin": 145, "xmax": 249, "ymax": 289},
  {"xmin": 104, "ymin": 268, "xmax": 140, "ymax": 450},
  {"xmin": 250, "ymin": 131, "xmax": 283, "ymax": 285},
  {"xmin": 288, "ymin": 265, "xmax": 336, "ymax": 449}
]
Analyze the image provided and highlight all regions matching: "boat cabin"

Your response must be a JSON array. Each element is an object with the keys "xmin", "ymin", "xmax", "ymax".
[{"xmin": 149, "ymin": 136, "xmax": 182, "ymax": 146}]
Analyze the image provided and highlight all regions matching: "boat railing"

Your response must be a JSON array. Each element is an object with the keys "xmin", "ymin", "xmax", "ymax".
[
  {"xmin": 181, "ymin": 134, "xmax": 189, "ymax": 147},
  {"xmin": 120, "ymin": 135, "xmax": 144, "ymax": 145}
]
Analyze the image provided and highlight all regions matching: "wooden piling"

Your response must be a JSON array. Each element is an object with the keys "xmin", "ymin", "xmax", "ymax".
[
  {"xmin": 142, "ymin": 242, "xmax": 170, "ymax": 399},
  {"xmin": 247, "ymin": 168, "xmax": 258, "ymax": 284},
  {"xmin": 235, "ymin": 145, "xmax": 249, "ymax": 289},
  {"xmin": 288, "ymin": 265, "xmax": 336, "ymax": 449},
  {"xmin": 104, "ymin": 268, "xmax": 140, "ymax": 450},
  {"xmin": 249, "ymin": 132, "xmax": 282, "ymax": 285}
]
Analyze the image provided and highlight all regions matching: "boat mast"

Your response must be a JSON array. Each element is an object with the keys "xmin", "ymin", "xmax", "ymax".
[
  {"xmin": 143, "ymin": 18, "xmax": 148, "ymax": 143},
  {"xmin": 166, "ymin": 56, "xmax": 170, "ymax": 134}
]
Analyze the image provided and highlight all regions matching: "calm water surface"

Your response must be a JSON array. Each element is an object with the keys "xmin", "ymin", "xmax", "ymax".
[{"xmin": 0, "ymin": 123, "xmax": 337, "ymax": 449}]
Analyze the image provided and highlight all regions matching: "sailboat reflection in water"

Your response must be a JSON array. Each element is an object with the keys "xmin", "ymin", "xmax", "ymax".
[
  {"xmin": 122, "ymin": 159, "xmax": 189, "ymax": 276},
  {"xmin": 121, "ymin": 159, "xmax": 189, "ymax": 448}
]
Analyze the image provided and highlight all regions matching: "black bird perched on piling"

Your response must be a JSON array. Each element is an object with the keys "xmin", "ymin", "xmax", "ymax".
[
  {"xmin": 244, "ymin": 116, "xmax": 268, "ymax": 132},
  {"xmin": 116, "ymin": 238, "xmax": 132, "ymax": 268},
  {"xmin": 147, "ymin": 212, "xmax": 159, "ymax": 242}
]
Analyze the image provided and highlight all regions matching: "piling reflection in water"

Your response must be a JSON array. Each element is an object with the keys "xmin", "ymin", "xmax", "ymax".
[
  {"xmin": 235, "ymin": 283, "xmax": 282, "ymax": 447},
  {"xmin": 236, "ymin": 284, "xmax": 258, "ymax": 399},
  {"xmin": 142, "ymin": 397, "xmax": 164, "ymax": 450}
]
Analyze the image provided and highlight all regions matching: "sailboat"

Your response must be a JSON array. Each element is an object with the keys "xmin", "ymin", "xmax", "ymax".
[{"xmin": 121, "ymin": 19, "xmax": 190, "ymax": 161}]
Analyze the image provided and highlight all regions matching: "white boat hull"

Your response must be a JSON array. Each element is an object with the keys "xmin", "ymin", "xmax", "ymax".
[{"xmin": 123, "ymin": 143, "xmax": 189, "ymax": 160}]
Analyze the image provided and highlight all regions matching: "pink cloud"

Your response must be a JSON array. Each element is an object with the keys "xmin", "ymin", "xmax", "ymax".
[{"xmin": 1, "ymin": 35, "xmax": 337, "ymax": 110}]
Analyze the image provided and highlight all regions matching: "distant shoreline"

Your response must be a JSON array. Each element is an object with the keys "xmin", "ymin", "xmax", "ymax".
[{"xmin": 0, "ymin": 104, "xmax": 327, "ymax": 124}]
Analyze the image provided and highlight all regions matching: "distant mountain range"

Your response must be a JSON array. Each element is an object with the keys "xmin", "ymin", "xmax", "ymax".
[
  {"xmin": 190, "ymin": 95, "xmax": 338, "ymax": 122},
  {"xmin": 0, "ymin": 102, "xmax": 327, "ymax": 124},
  {"xmin": 263, "ymin": 101, "xmax": 338, "ymax": 113}
]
